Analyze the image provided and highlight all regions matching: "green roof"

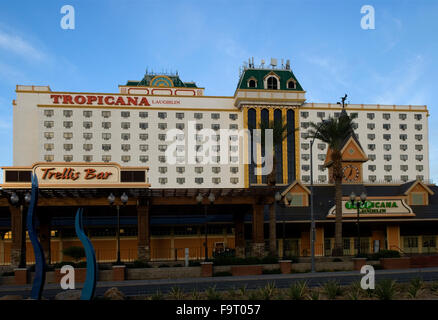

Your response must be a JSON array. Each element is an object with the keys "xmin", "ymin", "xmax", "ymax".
[
  {"xmin": 125, "ymin": 74, "xmax": 198, "ymax": 88},
  {"xmin": 237, "ymin": 69, "xmax": 303, "ymax": 91}
]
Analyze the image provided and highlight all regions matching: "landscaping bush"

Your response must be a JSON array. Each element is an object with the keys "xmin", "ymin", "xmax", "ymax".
[
  {"xmin": 259, "ymin": 282, "xmax": 276, "ymax": 300},
  {"xmin": 212, "ymin": 248, "xmax": 235, "ymax": 258},
  {"xmin": 375, "ymin": 279, "xmax": 398, "ymax": 300},
  {"xmin": 322, "ymin": 280, "xmax": 342, "ymax": 299},
  {"xmin": 213, "ymin": 271, "xmax": 232, "ymax": 277},
  {"xmin": 213, "ymin": 255, "xmax": 278, "ymax": 266},
  {"xmin": 189, "ymin": 261, "xmax": 201, "ymax": 267},
  {"xmin": 332, "ymin": 258, "xmax": 343, "ymax": 262},
  {"xmin": 262, "ymin": 268, "xmax": 281, "ymax": 274},
  {"xmin": 407, "ymin": 277, "xmax": 424, "ymax": 299},
  {"xmin": 368, "ymin": 250, "xmax": 401, "ymax": 260},
  {"xmin": 62, "ymin": 246, "xmax": 85, "ymax": 262},
  {"xmin": 127, "ymin": 259, "xmax": 151, "ymax": 269},
  {"xmin": 287, "ymin": 281, "xmax": 308, "ymax": 300}
]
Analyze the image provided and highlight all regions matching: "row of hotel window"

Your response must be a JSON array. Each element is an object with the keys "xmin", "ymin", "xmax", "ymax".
[
  {"xmin": 301, "ymin": 175, "xmax": 424, "ymax": 183},
  {"xmin": 301, "ymin": 142, "xmax": 423, "ymax": 151},
  {"xmin": 44, "ymin": 110, "xmax": 239, "ymax": 120},
  {"xmin": 302, "ymin": 164, "xmax": 424, "ymax": 172},
  {"xmin": 44, "ymin": 132, "xmax": 241, "ymax": 142},
  {"xmin": 301, "ymin": 132, "xmax": 423, "ymax": 141},
  {"xmin": 43, "ymin": 154, "xmax": 239, "ymax": 163},
  {"xmin": 156, "ymin": 177, "xmax": 238, "ymax": 185},
  {"xmin": 43, "ymin": 121, "xmax": 239, "ymax": 131},
  {"xmin": 300, "ymin": 153, "xmax": 424, "ymax": 162},
  {"xmin": 301, "ymin": 122, "xmax": 424, "ymax": 131},
  {"xmin": 300, "ymin": 111, "xmax": 423, "ymax": 121},
  {"xmin": 43, "ymin": 143, "xmax": 240, "ymax": 152}
]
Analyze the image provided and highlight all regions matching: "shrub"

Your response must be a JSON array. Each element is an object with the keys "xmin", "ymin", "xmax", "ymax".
[
  {"xmin": 205, "ymin": 286, "xmax": 222, "ymax": 300},
  {"xmin": 213, "ymin": 271, "xmax": 232, "ymax": 277},
  {"xmin": 262, "ymin": 268, "xmax": 281, "ymax": 274},
  {"xmin": 375, "ymin": 279, "xmax": 398, "ymax": 300},
  {"xmin": 407, "ymin": 277, "xmax": 424, "ymax": 299},
  {"xmin": 169, "ymin": 286, "xmax": 185, "ymax": 300},
  {"xmin": 130, "ymin": 259, "xmax": 151, "ymax": 269},
  {"xmin": 212, "ymin": 248, "xmax": 235, "ymax": 258},
  {"xmin": 150, "ymin": 290, "xmax": 164, "ymax": 300},
  {"xmin": 190, "ymin": 289, "xmax": 202, "ymax": 300},
  {"xmin": 238, "ymin": 285, "xmax": 247, "ymax": 297},
  {"xmin": 369, "ymin": 250, "xmax": 401, "ymax": 260},
  {"xmin": 159, "ymin": 264, "xmax": 170, "ymax": 268},
  {"xmin": 307, "ymin": 289, "xmax": 320, "ymax": 300},
  {"xmin": 430, "ymin": 281, "xmax": 438, "ymax": 292},
  {"xmin": 287, "ymin": 281, "xmax": 308, "ymax": 300},
  {"xmin": 261, "ymin": 255, "xmax": 279, "ymax": 264},
  {"xmin": 62, "ymin": 246, "xmax": 85, "ymax": 262},
  {"xmin": 322, "ymin": 280, "xmax": 342, "ymax": 299},
  {"xmin": 259, "ymin": 282, "xmax": 276, "ymax": 300},
  {"xmin": 189, "ymin": 261, "xmax": 201, "ymax": 267},
  {"xmin": 347, "ymin": 281, "xmax": 362, "ymax": 300},
  {"xmin": 173, "ymin": 264, "xmax": 183, "ymax": 268},
  {"xmin": 332, "ymin": 258, "xmax": 343, "ymax": 262}
]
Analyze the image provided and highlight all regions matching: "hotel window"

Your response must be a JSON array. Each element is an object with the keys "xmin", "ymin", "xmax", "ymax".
[
  {"xmin": 176, "ymin": 134, "xmax": 184, "ymax": 141},
  {"xmin": 121, "ymin": 111, "xmax": 130, "ymax": 118},
  {"xmin": 102, "ymin": 111, "xmax": 111, "ymax": 118},
  {"xmin": 416, "ymin": 175, "xmax": 424, "ymax": 181},
  {"xmin": 383, "ymin": 134, "xmax": 391, "ymax": 141},
  {"xmin": 415, "ymin": 124, "xmax": 423, "ymax": 131},
  {"xmin": 301, "ymin": 122, "xmax": 310, "ymax": 129},
  {"xmin": 102, "ymin": 133, "xmax": 111, "ymax": 140},
  {"xmin": 301, "ymin": 132, "xmax": 309, "ymax": 139},
  {"xmin": 158, "ymin": 134, "xmax": 166, "ymax": 141},
  {"xmin": 368, "ymin": 144, "xmax": 375, "ymax": 151},
  {"xmin": 334, "ymin": 112, "xmax": 341, "ymax": 118},
  {"xmin": 301, "ymin": 143, "xmax": 309, "ymax": 150},
  {"xmin": 121, "ymin": 122, "xmax": 130, "ymax": 129},
  {"xmin": 350, "ymin": 112, "xmax": 358, "ymax": 119},
  {"xmin": 196, "ymin": 123, "xmax": 203, "ymax": 131},
  {"xmin": 158, "ymin": 112, "xmax": 167, "ymax": 119},
  {"xmin": 44, "ymin": 143, "xmax": 54, "ymax": 151},
  {"xmin": 102, "ymin": 155, "xmax": 111, "ymax": 162},
  {"xmin": 194, "ymin": 113, "xmax": 203, "ymax": 120},
  {"xmin": 367, "ymin": 134, "xmax": 375, "ymax": 140},
  {"xmin": 175, "ymin": 112, "xmax": 184, "ymax": 119},
  {"xmin": 369, "ymin": 175, "xmax": 376, "ymax": 182},
  {"xmin": 367, "ymin": 123, "xmax": 375, "ymax": 130},
  {"xmin": 139, "ymin": 144, "xmax": 148, "ymax": 152},
  {"xmin": 368, "ymin": 165, "xmax": 376, "ymax": 172},
  {"xmin": 176, "ymin": 167, "xmax": 185, "ymax": 174},
  {"xmin": 83, "ymin": 155, "xmax": 93, "ymax": 162},
  {"xmin": 401, "ymin": 175, "xmax": 409, "ymax": 182},
  {"xmin": 299, "ymin": 111, "xmax": 309, "ymax": 119},
  {"xmin": 415, "ymin": 145, "xmax": 423, "ymax": 151},
  {"xmin": 195, "ymin": 167, "xmax": 203, "ymax": 174},
  {"xmin": 63, "ymin": 144, "xmax": 73, "ymax": 151},
  {"xmin": 229, "ymin": 114, "xmax": 238, "ymax": 120},
  {"xmin": 102, "ymin": 144, "xmax": 111, "ymax": 151},
  {"xmin": 230, "ymin": 167, "xmax": 239, "ymax": 174},
  {"xmin": 44, "ymin": 121, "xmax": 54, "ymax": 128},
  {"xmin": 211, "ymin": 167, "xmax": 220, "ymax": 174},
  {"xmin": 196, "ymin": 156, "xmax": 204, "ymax": 163},
  {"xmin": 317, "ymin": 143, "xmax": 326, "ymax": 150},
  {"xmin": 63, "ymin": 132, "xmax": 73, "ymax": 140},
  {"xmin": 404, "ymin": 237, "xmax": 418, "ymax": 249},
  {"xmin": 176, "ymin": 178, "xmax": 185, "ymax": 185},
  {"xmin": 317, "ymin": 154, "xmax": 326, "ymax": 161},
  {"xmin": 176, "ymin": 145, "xmax": 184, "ymax": 152},
  {"xmin": 317, "ymin": 112, "xmax": 325, "ymax": 119},
  {"xmin": 121, "ymin": 155, "xmax": 131, "ymax": 163},
  {"xmin": 383, "ymin": 124, "xmax": 391, "ymax": 130},
  {"xmin": 382, "ymin": 113, "xmax": 391, "ymax": 120},
  {"xmin": 368, "ymin": 154, "xmax": 376, "ymax": 161},
  {"xmin": 416, "ymin": 155, "xmax": 423, "ymax": 161},
  {"xmin": 44, "ymin": 110, "xmax": 54, "ymax": 117},
  {"xmin": 302, "ymin": 165, "xmax": 310, "ymax": 171},
  {"xmin": 399, "ymin": 124, "xmax": 407, "ymax": 131},
  {"xmin": 44, "ymin": 132, "xmax": 54, "ymax": 139},
  {"xmin": 139, "ymin": 155, "xmax": 148, "ymax": 163},
  {"xmin": 229, "ymin": 124, "xmax": 238, "ymax": 130},
  {"xmin": 318, "ymin": 175, "xmax": 327, "ymax": 183},
  {"xmin": 399, "ymin": 113, "xmax": 407, "ymax": 120},
  {"xmin": 158, "ymin": 145, "xmax": 167, "ymax": 152},
  {"xmin": 230, "ymin": 135, "xmax": 238, "ymax": 141},
  {"xmin": 64, "ymin": 155, "xmax": 73, "ymax": 162},
  {"xmin": 400, "ymin": 165, "xmax": 408, "ymax": 171},
  {"xmin": 139, "ymin": 133, "xmax": 148, "ymax": 141},
  {"xmin": 383, "ymin": 144, "xmax": 391, "ymax": 151},
  {"xmin": 230, "ymin": 177, "xmax": 239, "ymax": 184},
  {"xmin": 158, "ymin": 167, "xmax": 167, "ymax": 174},
  {"xmin": 158, "ymin": 178, "xmax": 167, "ymax": 185},
  {"xmin": 367, "ymin": 113, "xmax": 375, "ymax": 120},
  {"xmin": 121, "ymin": 133, "xmax": 130, "ymax": 141},
  {"xmin": 158, "ymin": 156, "xmax": 166, "ymax": 163},
  {"xmin": 400, "ymin": 134, "xmax": 407, "ymax": 141},
  {"xmin": 195, "ymin": 134, "xmax": 203, "ymax": 142},
  {"xmin": 267, "ymin": 76, "xmax": 278, "ymax": 89},
  {"xmin": 415, "ymin": 134, "xmax": 423, "ymax": 141},
  {"xmin": 83, "ymin": 133, "xmax": 93, "ymax": 140},
  {"xmin": 158, "ymin": 123, "xmax": 167, "ymax": 130},
  {"xmin": 400, "ymin": 144, "xmax": 407, "ymax": 151},
  {"xmin": 83, "ymin": 144, "xmax": 93, "ymax": 151},
  {"xmin": 212, "ymin": 156, "xmax": 220, "ymax": 163},
  {"xmin": 102, "ymin": 122, "xmax": 111, "ymax": 129},
  {"xmin": 318, "ymin": 165, "xmax": 326, "ymax": 171},
  {"xmin": 63, "ymin": 110, "xmax": 73, "ymax": 117},
  {"xmin": 302, "ymin": 175, "xmax": 310, "ymax": 183},
  {"xmin": 195, "ymin": 177, "xmax": 203, "ymax": 184},
  {"xmin": 230, "ymin": 156, "xmax": 238, "ymax": 163},
  {"xmin": 352, "ymin": 123, "xmax": 358, "ymax": 130},
  {"xmin": 83, "ymin": 121, "xmax": 92, "ymax": 129},
  {"xmin": 301, "ymin": 154, "xmax": 310, "ymax": 161},
  {"xmin": 211, "ymin": 124, "xmax": 220, "ymax": 131},
  {"xmin": 121, "ymin": 144, "xmax": 130, "ymax": 152},
  {"xmin": 384, "ymin": 154, "xmax": 392, "ymax": 161},
  {"xmin": 416, "ymin": 165, "xmax": 424, "ymax": 172},
  {"xmin": 212, "ymin": 145, "xmax": 220, "ymax": 152},
  {"xmin": 63, "ymin": 121, "xmax": 73, "ymax": 129},
  {"xmin": 211, "ymin": 113, "xmax": 220, "ymax": 120},
  {"xmin": 139, "ymin": 111, "xmax": 148, "ymax": 118},
  {"xmin": 384, "ymin": 175, "xmax": 392, "ymax": 182},
  {"xmin": 44, "ymin": 155, "xmax": 54, "ymax": 162},
  {"xmin": 176, "ymin": 123, "xmax": 184, "ymax": 130},
  {"xmin": 83, "ymin": 110, "xmax": 92, "ymax": 117},
  {"xmin": 414, "ymin": 114, "xmax": 422, "ymax": 120},
  {"xmin": 384, "ymin": 165, "xmax": 392, "ymax": 172},
  {"xmin": 212, "ymin": 177, "xmax": 221, "ymax": 185},
  {"xmin": 230, "ymin": 145, "xmax": 238, "ymax": 152}
]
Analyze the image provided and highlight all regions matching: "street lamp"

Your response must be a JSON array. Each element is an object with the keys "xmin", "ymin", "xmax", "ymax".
[
  {"xmin": 197, "ymin": 193, "xmax": 215, "ymax": 261},
  {"xmin": 349, "ymin": 191, "xmax": 367, "ymax": 256},
  {"xmin": 9, "ymin": 192, "xmax": 31, "ymax": 268},
  {"xmin": 108, "ymin": 192, "xmax": 128, "ymax": 264}
]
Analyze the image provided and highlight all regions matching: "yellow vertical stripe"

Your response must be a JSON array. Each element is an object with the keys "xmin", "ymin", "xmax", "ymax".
[
  {"xmin": 268, "ymin": 108, "xmax": 274, "ymax": 184},
  {"xmin": 243, "ymin": 107, "xmax": 249, "ymax": 188},
  {"xmin": 282, "ymin": 108, "xmax": 288, "ymax": 184},
  {"xmin": 256, "ymin": 107, "xmax": 262, "ymax": 184},
  {"xmin": 294, "ymin": 108, "xmax": 300, "ymax": 181}
]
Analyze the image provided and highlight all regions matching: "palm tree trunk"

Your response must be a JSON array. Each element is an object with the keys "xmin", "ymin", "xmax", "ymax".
[{"xmin": 333, "ymin": 156, "xmax": 343, "ymax": 256}]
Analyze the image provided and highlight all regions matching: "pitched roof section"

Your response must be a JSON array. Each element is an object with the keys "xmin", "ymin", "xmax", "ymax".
[
  {"xmin": 237, "ymin": 69, "xmax": 304, "ymax": 91},
  {"xmin": 126, "ymin": 74, "xmax": 198, "ymax": 88}
]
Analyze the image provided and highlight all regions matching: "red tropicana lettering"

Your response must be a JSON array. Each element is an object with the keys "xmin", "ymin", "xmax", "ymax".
[
  {"xmin": 104, "ymin": 96, "xmax": 115, "ymax": 105},
  {"xmin": 74, "ymin": 95, "xmax": 86, "ymax": 104}
]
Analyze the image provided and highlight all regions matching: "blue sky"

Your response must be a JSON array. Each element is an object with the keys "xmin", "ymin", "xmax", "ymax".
[{"xmin": 0, "ymin": 0, "xmax": 437, "ymax": 180}]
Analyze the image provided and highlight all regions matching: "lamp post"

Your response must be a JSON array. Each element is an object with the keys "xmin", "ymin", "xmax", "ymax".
[
  {"xmin": 108, "ymin": 192, "xmax": 128, "ymax": 264},
  {"xmin": 197, "ymin": 193, "xmax": 215, "ymax": 261},
  {"xmin": 274, "ymin": 192, "xmax": 293, "ymax": 259},
  {"xmin": 349, "ymin": 191, "xmax": 367, "ymax": 256},
  {"xmin": 10, "ymin": 192, "xmax": 31, "ymax": 268}
]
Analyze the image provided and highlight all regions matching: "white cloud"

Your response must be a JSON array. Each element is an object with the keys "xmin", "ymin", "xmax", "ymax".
[{"xmin": 0, "ymin": 29, "xmax": 47, "ymax": 62}]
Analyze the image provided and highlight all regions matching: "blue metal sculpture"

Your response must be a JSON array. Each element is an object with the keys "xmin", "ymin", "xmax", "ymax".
[
  {"xmin": 26, "ymin": 174, "xmax": 46, "ymax": 300},
  {"xmin": 74, "ymin": 208, "xmax": 97, "ymax": 300}
]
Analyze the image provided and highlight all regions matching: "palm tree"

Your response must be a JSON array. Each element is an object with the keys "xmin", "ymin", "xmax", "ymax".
[
  {"xmin": 256, "ymin": 118, "xmax": 295, "ymax": 256},
  {"xmin": 308, "ymin": 111, "xmax": 356, "ymax": 256}
]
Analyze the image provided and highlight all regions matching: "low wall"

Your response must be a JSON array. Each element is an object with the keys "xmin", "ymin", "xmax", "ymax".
[
  {"xmin": 292, "ymin": 261, "xmax": 354, "ymax": 272},
  {"xmin": 126, "ymin": 266, "xmax": 201, "ymax": 280}
]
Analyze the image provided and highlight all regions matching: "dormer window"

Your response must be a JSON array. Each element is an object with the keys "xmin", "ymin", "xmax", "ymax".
[
  {"xmin": 287, "ymin": 79, "xmax": 296, "ymax": 89},
  {"xmin": 267, "ymin": 76, "xmax": 278, "ymax": 90},
  {"xmin": 248, "ymin": 78, "xmax": 257, "ymax": 88}
]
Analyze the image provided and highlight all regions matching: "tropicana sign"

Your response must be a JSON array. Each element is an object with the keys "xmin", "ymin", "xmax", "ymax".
[{"xmin": 327, "ymin": 199, "xmax": 414, "ymax": 217}]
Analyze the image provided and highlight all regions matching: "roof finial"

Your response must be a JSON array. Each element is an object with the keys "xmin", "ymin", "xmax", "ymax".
[{"xmin": 341, "ymin": 94, "xmax": 347, "ymax": 109}]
